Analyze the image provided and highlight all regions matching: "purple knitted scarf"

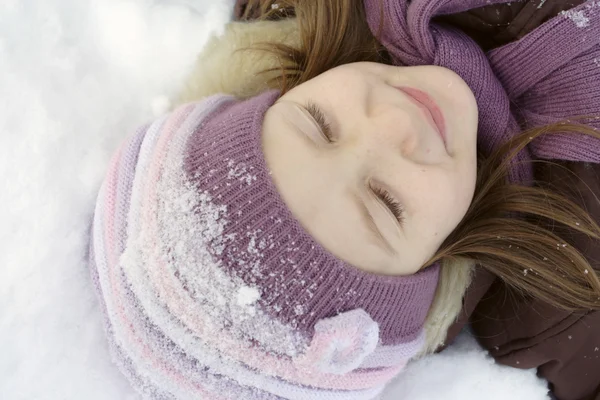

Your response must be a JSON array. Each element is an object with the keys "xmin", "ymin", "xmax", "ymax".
[{"xmin": 364, "ymin": 0, "xmax": 600, "ymax": 182}]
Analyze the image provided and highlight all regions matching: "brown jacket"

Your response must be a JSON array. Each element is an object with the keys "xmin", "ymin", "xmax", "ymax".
[{"xmin": 232, "ymin": 1, "xmax": 600, "ymax": 399}]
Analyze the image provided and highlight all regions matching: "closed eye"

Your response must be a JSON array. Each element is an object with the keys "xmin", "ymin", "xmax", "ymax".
[
  {"xmin": 305, "ymin": 101, "xmax": 336, "ymax": 143},
  {"xmin": 369, "ymin": 182, "xmax": 406, "ymax": 226}
]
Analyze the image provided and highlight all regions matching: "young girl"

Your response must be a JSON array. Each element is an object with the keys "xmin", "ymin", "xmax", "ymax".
[{"xmin": 90, "ymin": 1, "xmax": 600, "ymax": 399}]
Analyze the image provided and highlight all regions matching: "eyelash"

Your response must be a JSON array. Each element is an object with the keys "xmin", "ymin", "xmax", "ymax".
[
  {"xmin": 306, "ymin": 101, "xmax": 335, "ymax": 142},
  {"xmin": 370, "ymin": 183, "xmax": 406, "ymax": 225}
]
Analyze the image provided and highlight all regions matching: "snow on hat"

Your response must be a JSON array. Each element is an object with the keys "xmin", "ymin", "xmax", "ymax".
[{"xmin": 89, "ymin": 90, "xmax": 440, "ymax": 399}]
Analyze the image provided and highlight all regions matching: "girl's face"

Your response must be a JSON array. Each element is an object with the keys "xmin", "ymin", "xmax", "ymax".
[{"xmin": 261, "ymin": 62, "xmax": 478, "ymax": 276}]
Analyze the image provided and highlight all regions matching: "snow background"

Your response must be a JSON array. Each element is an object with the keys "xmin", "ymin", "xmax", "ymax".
[{"xmin": 0, "ymin": 0, "xmax": 550, "ymax": 398}]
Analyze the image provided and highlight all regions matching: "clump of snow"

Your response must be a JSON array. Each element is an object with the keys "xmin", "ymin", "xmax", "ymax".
[
  {"xmin": 294, "ymin": 305, "xmax": 305, "ymax": 316},
  {"xmin": 236, "ymin": 285, "xmax": 261, "ymax": 306},
  {"xmin": 227, "ymin": 159, "xmax": 257, "ymax": 185},
  {"xmin": 560, "ymin": 9, "xmax": 590, "ymax": 28},
  {"xmin": 151, "ymin": 95, "xmax": 172, "ymax": 117}
]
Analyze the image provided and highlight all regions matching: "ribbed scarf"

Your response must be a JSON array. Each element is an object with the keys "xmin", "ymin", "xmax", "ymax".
[{"xmin": 364, "ymin": 0, "xmax": 600, "ymax": 183}]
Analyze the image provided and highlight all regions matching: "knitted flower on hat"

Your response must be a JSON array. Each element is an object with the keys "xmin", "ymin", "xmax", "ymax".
[{"xmin": 89, "ymin": 91, "xmax": 440, "ymax": 400}]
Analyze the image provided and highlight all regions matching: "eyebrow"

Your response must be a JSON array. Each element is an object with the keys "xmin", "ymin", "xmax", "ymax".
[{"xmin": 353, "ymin": 192, "xmax": 397, "ymax": 256}]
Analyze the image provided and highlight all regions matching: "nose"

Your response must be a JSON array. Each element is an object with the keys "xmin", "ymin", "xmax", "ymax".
[{"xmin": 363, "ymin": 104, "xmax": 422, "ymax": 159}]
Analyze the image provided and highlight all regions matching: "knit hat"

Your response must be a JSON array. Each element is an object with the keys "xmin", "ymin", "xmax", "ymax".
[{"xmin": 90, "ymin": 91, "xmax": 440, "ymax": 400}]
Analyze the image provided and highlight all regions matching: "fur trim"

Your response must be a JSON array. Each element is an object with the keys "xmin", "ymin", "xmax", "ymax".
[
  {"xmin": 176, "ymin": 18, "xmax": 473, "ymax": 355},
  {"xmin": 176, "ymin": 19, "xmax": 299, "ymax": 105},
  {"xmin": 418, "ymin": 259, "xmax": 474, "ymax": 356}
]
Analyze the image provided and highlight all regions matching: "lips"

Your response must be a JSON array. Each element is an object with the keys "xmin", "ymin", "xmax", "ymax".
[{"xmin": 396, "ymin": 87, "xmax": 448, "ymax": 149}]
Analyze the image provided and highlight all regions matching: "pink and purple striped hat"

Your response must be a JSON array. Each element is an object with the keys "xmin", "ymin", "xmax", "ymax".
[{"xmin": 89, "ymin": 91, "xmax": 440, "ymax": 399}]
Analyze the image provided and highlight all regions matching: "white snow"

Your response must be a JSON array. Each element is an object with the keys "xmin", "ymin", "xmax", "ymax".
[
  {"xmin": 560, "ymin": 9, "xmax": 590, "ymax": 28},
  {"xmin": 236, "ymin": 285, "xmax": 261, "ymax": 306},
  {"xmin": 382, "ymin": 333, "xmax": 549, "ymax": 400},
  {"xmin": 0, "ymin": 0, "xmax": 549, "ymax": 399}
]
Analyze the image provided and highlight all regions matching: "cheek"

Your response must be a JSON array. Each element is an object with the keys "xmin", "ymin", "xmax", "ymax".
[
  {"xmin": 414, "ymin": 174, "xmax": 473, "ymax": 239},
  {"xmin": 454, "ymin": 160, "xmax": 478, "ymax": 220},
  {"xmin": 440, "ymin": 179, "xmax": 473, "ymax": 231}
]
